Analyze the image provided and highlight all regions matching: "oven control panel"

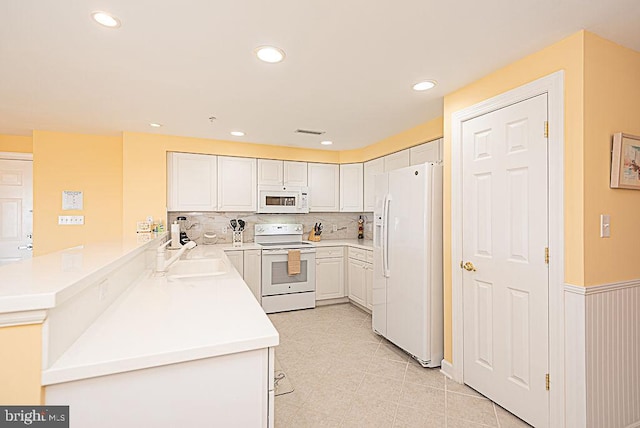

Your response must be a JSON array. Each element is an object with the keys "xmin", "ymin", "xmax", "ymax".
[{"xmin": 255, "ymin": 223, "xmax": 303, "ymax": 236}]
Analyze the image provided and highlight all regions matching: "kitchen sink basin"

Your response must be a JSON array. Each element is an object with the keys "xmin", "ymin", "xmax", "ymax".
[{"xmin": 167, "ymin": 258, "xmax": 227, "ymax": 280}]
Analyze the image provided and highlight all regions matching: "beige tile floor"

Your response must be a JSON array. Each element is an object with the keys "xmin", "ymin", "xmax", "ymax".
[{"xmin": 269, "ymin": 303, "xmax": 532, "ymax": 428}]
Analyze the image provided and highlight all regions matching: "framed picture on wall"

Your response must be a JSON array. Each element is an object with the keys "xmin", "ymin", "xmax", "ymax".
[{"xmin": 611, "ymin": 132, "xmax": 640, "ymax": 189}]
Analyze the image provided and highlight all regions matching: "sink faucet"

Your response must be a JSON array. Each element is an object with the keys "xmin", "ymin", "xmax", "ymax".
[{"xmin": 156, "ymin": 239, "xmax": 197, "ymax": 275}]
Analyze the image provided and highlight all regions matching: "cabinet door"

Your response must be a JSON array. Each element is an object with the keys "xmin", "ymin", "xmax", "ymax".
[
  {"xmin": 307, "ymin": 163, "xmax": 339, "ymax": 212},
  {"xmin": 257, "ymin": 159, "xmax": 283, "ymax": 186},
  {"xmin": 283, "ymin": 161, "xmax": 308, "ymax": 187},
  {"xmin": 167, "ymin": 152, "xmax": 217, "ymax": 211},
  {"xmin": 339, "ymin": 163, "xmax": 363, "ymax": 212},
  {"xmin": 225, "ymin": 250, "xmax": 244, "ymax": 276},
  {"xmin": 218, "ymin": 156, "xmax": 257, "ymax": 211},
  {"xmin": 243, "ymin": 250, "xmax": 262, "ymax": 302},
  {"xmin": 365, "ymin": 262, "xmax": 373, "ymax": 310},
  {"xmin": 410, "ymin": 138, "xmax": 441, "ymax": 165},
  {"xmin": 315, "ymin": 257, "xmax": 344, "ymax": 300},
  {"xmin": 363, "ymin": 158, "xmax": 384, "ymax": 212},
  {"xmin": 383, "ymin": 149, "xmax": 410, "ymax": 172},
  {"xmin": 348, "ymin": 258, "xmax": 367, "ymax": 307}
]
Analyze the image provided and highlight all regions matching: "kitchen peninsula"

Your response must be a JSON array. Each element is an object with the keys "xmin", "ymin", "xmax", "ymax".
[{"xmin": 0, "ymin": 234, "xmax": 278, "ymax": 427}]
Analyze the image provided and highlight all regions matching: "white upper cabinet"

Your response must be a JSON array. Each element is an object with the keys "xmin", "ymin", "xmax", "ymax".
[
  {"xmin": 410, "ymin": 138, "xmax": 442, "ymax": 165},
  {"xmin": 257, "ymin": 159, "xmax": 283, "ymax": 186},
  {"xmin": 258, "ymin": 159, "xmax": 307, "ymax": 187},
  {"xmin": 217, "ymin": 156, "xmax": 257, "ymax": 211},
  {"xmin": 363, "ymin": 157, "xmax": 384, "ymax": 212},
  {"xmin": 167, "ymin": 152, "xmax": 217, "ymax": 211},
  {"xmin": 283, "ymin": 161, "xmax": 308, "ymax": 186},
  {"xmin": 383, "ymin": 149, "xmax": 410, "ymax": 172},
  {"xmin": 339, "ymin": 163, "xmax": 363, "ymax": 212},
  {"xmin": 307, "ymin": 163, "xmax": 339, "ymax": 212}
]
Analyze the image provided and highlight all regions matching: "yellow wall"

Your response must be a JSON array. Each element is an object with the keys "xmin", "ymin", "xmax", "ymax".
[
  {"xmin": 339, "ymin": 116, "xmax": 443, "ymax": 163},
  {"xmin": 442, "ymin": 31, "xmax": 586, "ymax": 362},
  {"xmin": 0, "ymin": 324, "xmax": 43, "ymax": 404},
  {"xmin": 33, "ymin": 131, "xmax": 123, "ymax": 255},
  {"xmin": 583, "ymin": 33, "xmax": 640, "ymax": 285},
  {"xmin": 0, "ymin": 134, "xmax": 33, "ymax": 153},
  {"xmin": 121, "ymin": 132, "xmax": 343, "ymax": 236}
]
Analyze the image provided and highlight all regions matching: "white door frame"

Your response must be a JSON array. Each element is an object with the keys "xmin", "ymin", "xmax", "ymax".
[{"xmin": 449, "ymin": 71, "xmax": 565, "ymax": 426}]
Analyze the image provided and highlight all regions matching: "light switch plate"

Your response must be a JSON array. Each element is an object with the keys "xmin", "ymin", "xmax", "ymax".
[
  {"xmin": 59, "ymin": 215, "xmax": 84, "ymax": 225},
  {"xmin": 600, "ymin": 214, "xmax": 610, "ymax": 238}
]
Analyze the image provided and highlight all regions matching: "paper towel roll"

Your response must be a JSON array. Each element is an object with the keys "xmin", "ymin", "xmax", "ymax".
[{"xmin": 170, "ymin": 222, "xmax": 181, "ymax": 249}]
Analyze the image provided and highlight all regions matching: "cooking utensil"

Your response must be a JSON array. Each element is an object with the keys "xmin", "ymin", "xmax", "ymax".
[
  {"xmin": 230, "ymin": 219, "xmax": 237, "ymax": 231},
  {"xmin": 238, "ymin": 219, "xmax": 245, "ymax": 231}
]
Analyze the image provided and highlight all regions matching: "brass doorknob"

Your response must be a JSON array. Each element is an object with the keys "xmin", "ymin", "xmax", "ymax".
[{"xmin": 461, "ymin": 261, "xmax": 477, "ymax": 272}]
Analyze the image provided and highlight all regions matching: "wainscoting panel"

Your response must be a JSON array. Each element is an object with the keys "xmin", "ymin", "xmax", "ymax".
[{"xmin": 566, "ymin": 281, "xmax": 640, "ymax": 428}]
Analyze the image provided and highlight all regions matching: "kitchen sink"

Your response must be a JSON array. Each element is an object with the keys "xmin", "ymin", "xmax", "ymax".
[{"xmin": 166, "ymin": 258, "xmax": 227, "ymax": 280}]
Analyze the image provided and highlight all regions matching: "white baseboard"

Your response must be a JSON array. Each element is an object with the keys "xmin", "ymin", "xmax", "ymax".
[{"xmin": 440, "ymin": 359, "xmax": 454, "ymax": 380}]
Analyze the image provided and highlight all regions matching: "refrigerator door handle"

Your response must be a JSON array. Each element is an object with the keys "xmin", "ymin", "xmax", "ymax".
[{"xmin": 383, "ymin": 194, "xmax": 391, "ymax": 278}]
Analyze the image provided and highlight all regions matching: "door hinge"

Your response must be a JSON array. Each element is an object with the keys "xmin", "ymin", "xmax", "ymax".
[
  {"xmin": 545, "ymin": 247, "xmax": 549, "ymax": 264},
  {"xmin": 544, "ymin": 121, "xmax": 549, "ymax": 138},
  {"xmin": 546, "ymin": 373, "xmax": 550, "ymax": 390}
]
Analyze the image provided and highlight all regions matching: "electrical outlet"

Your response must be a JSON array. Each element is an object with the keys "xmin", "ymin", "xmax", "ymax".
[
  {"xmin": 98, "ymin": 279, "xmax": 109, "ymax": 301},
  {"xmin": 332, "ymin": 224, "xmax": 338, "ymax": 232},
  {"xmin": 222, "ymin": 225, "xmax": 228, "ymax": 234}
]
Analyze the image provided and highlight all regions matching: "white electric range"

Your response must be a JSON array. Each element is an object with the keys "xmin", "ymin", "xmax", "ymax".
[{"xmin": 255, "ymin": 224, "xmax": 316, "ymax": 313}]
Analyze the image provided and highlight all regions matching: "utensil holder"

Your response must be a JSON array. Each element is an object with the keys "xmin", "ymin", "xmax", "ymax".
[{"xmin": 232, "ymin": 231, "xmax": 243, "ymax": 247}]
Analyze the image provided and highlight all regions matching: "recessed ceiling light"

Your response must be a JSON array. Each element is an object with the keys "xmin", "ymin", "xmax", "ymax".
[
  {"xmin": 149, "ymin": 123, "xmax": 162, "ymax": 128},
  {"xmin": 320, "ymin": 141, "xmax": 333, "ymax": 146},
  {"xmin": 412, "ymin": 80, "xmax": 437, "ymax": 91},
  {"xmin": 91, "ymin": 11, "xmax": 121, "ymax": 28},
  {"xmin": 255, "ymin": 46, "xmax": 286, "ymax": 63},
  {"xmin": 230, "ymin": 131, "xmax": 245, "ymax": 137}
]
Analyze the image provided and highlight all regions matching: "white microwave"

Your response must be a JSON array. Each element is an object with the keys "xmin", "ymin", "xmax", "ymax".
[{"xmin": 257, "ymin": 185, "xmax": 309, "ymax": 214}]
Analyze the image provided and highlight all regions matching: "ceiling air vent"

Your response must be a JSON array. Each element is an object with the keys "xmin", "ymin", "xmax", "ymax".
[{"xmin": 295, "ymin": 129, "xmax": 326, "ymax": 136}]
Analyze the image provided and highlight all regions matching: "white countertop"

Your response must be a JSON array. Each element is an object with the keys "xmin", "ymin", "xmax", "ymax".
[
  {"xmin": 306, "ymin": 239, "xmax": 374, "ymax": 250},
  {"xmin": 42, "ymin": 248, "xmax": 279, "ymax": 386},
  {"xmin": 0, "ymin": 234, "xmax": 166, "ymax": 314}
]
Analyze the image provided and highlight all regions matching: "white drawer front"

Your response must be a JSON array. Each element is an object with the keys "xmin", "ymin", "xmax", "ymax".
[
  {"xmin": 316, "ymin": 246, "xmax": 344, "ymax": 259},
  {"xmin": 365, "ymin": 250, "xmax": 374, "ymax": 263},
  {"xmin": 348, "ymin": 247, "xmax": 367, "ymax": 262}
]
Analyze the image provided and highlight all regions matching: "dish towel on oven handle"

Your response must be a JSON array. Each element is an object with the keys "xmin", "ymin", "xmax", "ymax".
[{"xmin": 287, "ymin": 249, "xmax": 301, "ymax": 275}]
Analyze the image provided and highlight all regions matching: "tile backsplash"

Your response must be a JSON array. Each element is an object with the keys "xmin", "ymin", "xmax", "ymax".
[{"xmin": 168, "ymin": 212, "xmax": 374, "ymax": 244}]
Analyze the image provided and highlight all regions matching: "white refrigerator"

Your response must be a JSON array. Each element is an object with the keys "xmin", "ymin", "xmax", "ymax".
[{"xmin": 372, "ymin": 162, "xmax": 443, "ymax": 367}]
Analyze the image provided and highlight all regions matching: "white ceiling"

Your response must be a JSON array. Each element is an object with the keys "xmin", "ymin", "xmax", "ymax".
[{"xmin": 1, "ymin": 1, "xmax": 639, "ymax": 150}]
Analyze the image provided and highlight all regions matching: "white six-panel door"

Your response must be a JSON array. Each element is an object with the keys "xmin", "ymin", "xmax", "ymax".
[
  {"xmin": 0, "ymin": 158, "xmax": 33, "ymax": 264},
  {"xmin": 461, "ymin": 94, "xmax": 549, "ymax": 427}
]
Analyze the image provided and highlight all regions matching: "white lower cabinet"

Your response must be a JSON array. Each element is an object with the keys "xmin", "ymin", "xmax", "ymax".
[
  {"xmin": 46, "ymin": 348, "xmax": 274, "ymax": 428},
  {"xmin": 347, "ymin": 247, "xmax": 373, "ymax": 310},
  {"xmin": 315, "ymin": 247, "xmax": 344, "ymax": 300},
  {"xmin": 243, "ymin": 250, "xmax": 261, "ymax": 301},
  {"xmin": 365, "ymin": 262, "xmax": 373, "ymax": 310},
  {"xmin": 225, "ymin": 250, "xmax": 244, "ymax": 276},
  {"xmin": 224, "ymin": 249, "xmax": 261, "ymax": 302},
  {"xmin": 347, "ymin": 258, "xmax": 367, "ymax": 307}
]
